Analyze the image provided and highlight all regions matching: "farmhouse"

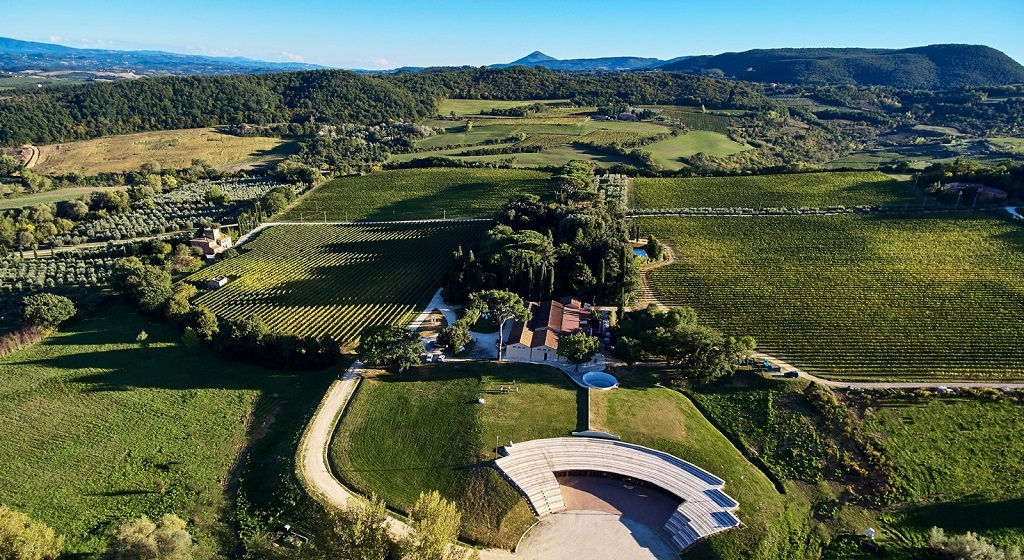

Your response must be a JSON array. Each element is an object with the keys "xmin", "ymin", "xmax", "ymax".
[
  {"xmin": 190, "ymin": 227, "xmax": 233, "ymax": 259},
  {"xmin": 977, "ymin": 186, "xmax": 1008, "ymax": 201},
  {"xmin": 207, "ymin": 275, "xmax": 229, "ymax": 289},
  {"xmin": 505, "ymin": 297, "xmax": 592, "ymax": 363}
]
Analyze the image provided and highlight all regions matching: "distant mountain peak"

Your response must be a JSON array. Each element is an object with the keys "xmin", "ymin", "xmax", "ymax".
[{"xmin": 515, "ymin": 51, "xmax": 557, "ymax": 64}]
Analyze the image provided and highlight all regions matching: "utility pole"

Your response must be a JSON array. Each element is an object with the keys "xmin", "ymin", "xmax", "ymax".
[{"xmin": 955, "ymin": 191, "xmax": 962, "ymax": 210}]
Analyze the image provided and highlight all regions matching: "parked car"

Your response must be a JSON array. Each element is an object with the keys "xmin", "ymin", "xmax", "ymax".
[
  {"xmin": 436, "ymin": 354, "xmax": 446, "ymax": 362},
  {"xmin": 783, "ymin": 370, "xmax": 800, "ymax": 378}
]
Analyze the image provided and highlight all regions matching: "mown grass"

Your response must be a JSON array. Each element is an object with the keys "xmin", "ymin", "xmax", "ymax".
[
  {"xmin": 864, "ymin": 398, "xmax": 1024, "ymax": 548},
  {"xmin": 589, "ymin": 380, "xmax": 817, "ymax": 560},
  {"xmin": 641, "ymin": 214, "xmax": 1024, "ymax": 379},
  {"xmin": 328, "ymin": 362, "xmax": 578, "ymax": 548},
  {"xmin": 35, "ymin": 128, "xmax": 296, "ymax": 175},
  {"xmin": 645, "ymin": 131, "xmax": 751, "ymax": 170},
  {"xmin": 631, "ymin": 171, "xmax": 917, "ymax": 209},
  {"xmin": 280, "ymin": 168, "xmax": 550, "ymax": 222},
  {"xmin": 0, "ymin": 303, "xmax": 309, "ymax": 554}
]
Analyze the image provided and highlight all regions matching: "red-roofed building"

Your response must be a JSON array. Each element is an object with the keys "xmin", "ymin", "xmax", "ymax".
[
  {"xmin": 505, "ymin": 296, "xmax": 592, "ymax": 363},
  {"xmin": 190, "ymin": 227, "xmax": 233, "ymax": 259},
  {"xmin": 977, "ymin": 186, "xmax": 1008, "ymax": 201}
]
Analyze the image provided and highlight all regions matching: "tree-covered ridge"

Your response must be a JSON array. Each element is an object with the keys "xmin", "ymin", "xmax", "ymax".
[
  {"xmin": 660, "ymin": 44, "xmax": 1024, "ymax": 89},
  {"xmin": 0, "ymin": 70, "xmax": 433, "ymax": 145},
  {"xmin": 0, "ymin": 66, "xmax": 772, "ymax": 147},
  {"xmin": 384, "ymin": 65, "xmax": 770, "ymax": 109}
]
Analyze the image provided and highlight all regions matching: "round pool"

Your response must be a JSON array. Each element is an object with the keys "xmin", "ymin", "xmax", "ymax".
[{"xmin": 582, "ymin": 372, "xmax": 619, "ymax": 390}]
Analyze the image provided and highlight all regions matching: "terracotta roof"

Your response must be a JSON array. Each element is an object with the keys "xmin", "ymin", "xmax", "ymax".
[{"xmin": 509, "ymin": 297, "xmax": 591, "ymax": 349}]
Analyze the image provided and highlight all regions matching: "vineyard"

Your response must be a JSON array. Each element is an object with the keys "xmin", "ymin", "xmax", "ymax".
[
  {"xmin": 188, "ymin": 222, "xmax": 487, "ymax": 344},
  {"xmin": 279, "ymin": 168, "xmax": 549, "ymax": 222},
  {"xmin": 641, "ymin": 214, "xmax": 1024, "ymax": 379},
  {"xmin": 630, "ymin": 171, "xmax": 921, "ymax": 210}
]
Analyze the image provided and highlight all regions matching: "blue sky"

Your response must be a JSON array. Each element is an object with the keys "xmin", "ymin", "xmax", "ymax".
[{"xmin": 3, "ymin": 0, "xmax": 1022, "ymax": 68}]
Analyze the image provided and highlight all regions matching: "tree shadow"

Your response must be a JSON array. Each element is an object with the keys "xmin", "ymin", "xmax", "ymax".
[{"xmin": 897, "ymin": 497, "xmax": 1024, "ymax": 533}]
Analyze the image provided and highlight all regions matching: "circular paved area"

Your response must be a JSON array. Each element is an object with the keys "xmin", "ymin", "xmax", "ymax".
[{"xmin": 515, "ymin": 511, "xmax": 678, "ymax": 560}]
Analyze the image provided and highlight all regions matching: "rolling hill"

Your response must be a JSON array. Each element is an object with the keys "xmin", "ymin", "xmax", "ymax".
[{"xmin": 657, "ymin": 44, "xmax": 1024, "ymax": 89}]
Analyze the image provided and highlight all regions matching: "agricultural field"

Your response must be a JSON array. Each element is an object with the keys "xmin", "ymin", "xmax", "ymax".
[
  {"xmin": 54, "ymin": 179, "xmax": 291, "ymax": 246},
  {"xmin": 589, "ymin": 381, "xmax": 813, "ymax": 560},
  {"xmin": 188, "ymin": 222, "xmax": 486, "ymax": 344},
  {"xmin": 0, "ymin": 185, "xmax": 125, "ymax": 210},
  {"xmin": 864, "ymin": 397, "xmax": 1024, "ymax": 548},
  {"xmin": 988, "ymin": 136, "xmax": 1024, "ymax": 155},
  {"xmin": 390, "ymin": 144, "xmax": 637, "ymax": 169},
  {"xmin": 630, "ymin": 171, "xmax": 920, "ymax": 209},
  {"xmin": 33, "ymin": 128, "xmax": 297, "ymax": 175},
  {"xmin": 436, "ymin": 98, "xmax": 569, "ymax": 116},
  {"xmin": 637, "ymin": 105, "xmax": 736, "ymax": 133},
  {"xmin": 279, "ymin": 168, "xmax": 549, "ymax": 222},
  {"xmin": 328, "ymin": 362, "xmax": 578, "ymax": 548},
  {"xmin": 644, "ymin": 131, "xmax": 751, "ymax": 170},
  {"xmin": 0, "ymin": 304, "xmax": 274, "ymax": 553},
  {"xmin": 641, "ymin": 213, "xmax": 1024, "ymax": 379}
]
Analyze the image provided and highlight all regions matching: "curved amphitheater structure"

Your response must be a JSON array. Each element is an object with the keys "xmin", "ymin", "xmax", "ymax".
[{"xmin": 495, "ymin": 437, "xmax": 741, "ymax": 553}]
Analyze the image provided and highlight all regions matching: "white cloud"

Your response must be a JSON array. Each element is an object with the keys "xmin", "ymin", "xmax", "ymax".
[
  {"xmin": 48, "ymin": 35, "xmax": 62, "ymax": 42},
  {"xmin": 370, "ymin": 57, "xmax": 391, "ymax": 67}
]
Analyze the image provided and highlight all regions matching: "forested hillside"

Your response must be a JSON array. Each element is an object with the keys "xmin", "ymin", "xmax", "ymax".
[
  {"xmin": 660, "ymin": 45, "xmax": 1024, "ymax": 89},
  {"xmin": 0, "ymin": 67, "xmax": 770, "ymax": 146},
  {"xmin": 0, "ymin": 70, "xmax": 432, "ymax": 145}
]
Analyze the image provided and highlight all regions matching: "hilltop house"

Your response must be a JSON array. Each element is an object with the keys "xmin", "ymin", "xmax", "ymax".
[
  {"xmin": 505, "ymin": 297, "xmax": 592, "ymax": 363},
  {"xmin": 190, "ymin": 227, "xmax": 233, "ymax": 259},
  {"xmin": 977, "ymin": 186, "xmax": 1008, "ymax": 201}
]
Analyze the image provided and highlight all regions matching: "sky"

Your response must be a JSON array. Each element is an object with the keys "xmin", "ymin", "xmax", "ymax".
[{"xmin": 2, "ymin": 0, "xmax": 1022, "ymax": 69}]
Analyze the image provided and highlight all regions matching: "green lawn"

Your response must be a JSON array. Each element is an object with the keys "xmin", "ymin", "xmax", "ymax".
[
  {"xmin": 590, "ymin": 382, "xmax": 815, "ymax": 560},
  {"xmin": 631, "ymin": 171, "xmax": 919, "ymax": 209},
  {"xmin": 328, "ymin": 362, "xmax": 579, "ymax": 548},
  {"xmin": 0, "ymin": 303, "xmax": 329, "ymax": 554},
  {"xmin": 642, "ymin": 214, "xmax": 1024, "ymax": 379},
  {"xmin": 280, "ymin": 168, "xmax": 550, "ymax": 222},
  {"xmin": 864, "ymin": 398, "xmax": 1024, "ymax": 549},
  {"xmin": 645, "ymin": 131, "xmax": 751, "ymax": 170}
]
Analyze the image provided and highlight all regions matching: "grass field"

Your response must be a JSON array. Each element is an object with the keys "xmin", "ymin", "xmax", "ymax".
[
  {"xmin": 279, "ymin": 168, "xmax": 550, "ymax": 222},
  {"xmin": 0, "ymin": 304, "xmax": 274, "ymax": 553},
  {"xmin": 589, "ymin": 381, "xmax": 814, "ymax": 560},
  {"xmin": 864, "ymin": 398, "xmax": 1024, "ymax": 548},
  {"xmin": 0, "ymin": 186, "xmax": 125, "ymax": 209},
  {"xmin": 328, "ymin": 362, "xmax": 578, "ymax": 548},
  {"xmin": 641, "ymin": 214, "xmax": 1024, "ymax": 379},
  {"xmin": 630, "ymin": 171, "xmax": 919, "ymax": 209},
  {"xmin": 644, "ymin": 131, "xmax": 751, "ymax": 170},
  {"xmin": 34, "ymin": 128, "xmax": 297, "ymax": 175},
  {"xmin": 390, "ymin": 144, "xmax": 637, "ymax": 168},
  {"xmin": 188, "ymin": 222, "xmax": 487, "ymax": 345},
  {"xmin": 988, "ymin": 136, "xmax": 1024, "ymax": 154},
  {"xmin": 437, "ymin": 99, "xmax": 569, "ymax": 116}
]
